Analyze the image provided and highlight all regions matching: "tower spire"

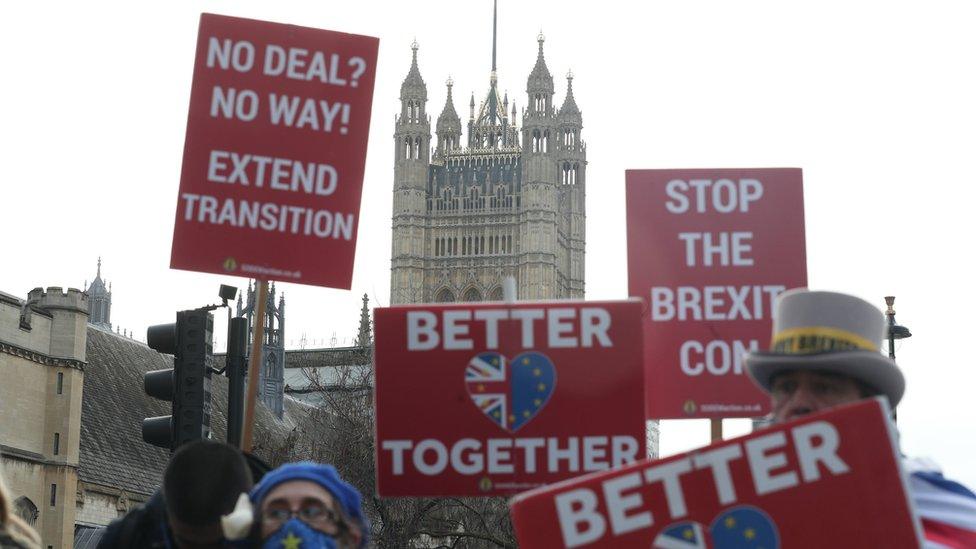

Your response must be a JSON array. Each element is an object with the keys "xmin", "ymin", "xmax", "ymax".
[
  {"xmin": 356, "ymin": 293, "xmax": 372, "ymax": 348},
  {"xmin": 97, "ymin": 256, "xmax": 102, "ymax": 278}
]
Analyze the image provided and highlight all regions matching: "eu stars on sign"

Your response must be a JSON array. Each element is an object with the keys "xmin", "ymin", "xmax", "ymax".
[
  {"xmin": 465, "ymin": 352, "xmax": 556, "ymax": 432},
  {"xmin": 509, "ymin": 399, "xmax": 923, "ymax": 548}
]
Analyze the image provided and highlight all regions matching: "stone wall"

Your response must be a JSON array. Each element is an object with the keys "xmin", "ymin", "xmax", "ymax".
[
  {"xmin": 0, "ymin": 287, "xmax": 87, "ymax": 549},
  {"xmin": 74, "ymin": 482, "xmax": 148, "ymax": 527}
]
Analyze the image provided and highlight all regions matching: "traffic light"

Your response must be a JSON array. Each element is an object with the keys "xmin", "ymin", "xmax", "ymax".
[{"xmin": 143, "ymin": 309, "xmax": 214, "ymax": 450}]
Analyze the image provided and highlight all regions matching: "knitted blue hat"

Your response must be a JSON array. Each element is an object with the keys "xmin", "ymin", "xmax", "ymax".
[{"xmin": 250, "ymin": 462, "xmax": 369, "ymax": 547}]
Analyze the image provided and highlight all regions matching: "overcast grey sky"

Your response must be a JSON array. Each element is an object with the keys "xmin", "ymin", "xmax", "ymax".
[{"xmin": 2, "ymin": 1, "xmax": 974, "ymax": 488}]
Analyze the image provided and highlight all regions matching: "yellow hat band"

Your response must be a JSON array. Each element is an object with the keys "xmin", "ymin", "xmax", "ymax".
[{"xmin": 771, "ymin": 326, "xmax": 877, "ymax": 354}]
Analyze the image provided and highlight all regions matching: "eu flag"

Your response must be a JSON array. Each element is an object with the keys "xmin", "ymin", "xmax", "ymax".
[
  {"xmin": 652, "ymin": 521, "xmax": 708, "ymax": 548},
  {"xmin": 709, "ymin": 506, "xmax": 779, "ymax": 549}
]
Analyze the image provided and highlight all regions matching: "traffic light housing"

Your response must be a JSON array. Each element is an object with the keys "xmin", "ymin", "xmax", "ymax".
[{"xmin": 143, "ymin": 309, "xmax": 214, "ymax": 450}]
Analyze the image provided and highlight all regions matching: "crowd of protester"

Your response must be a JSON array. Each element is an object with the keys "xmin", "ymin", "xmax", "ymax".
[
  {"xmin": 93, "ymin": 440, "xmax": 368, "ymax": 549},
  {"xmin": 2, "ymin": 290, "xmax": 974, "ymax": 548},
  {"xmin": 0, "ymin": 440, "xmax": 368, "ymax": 549}
]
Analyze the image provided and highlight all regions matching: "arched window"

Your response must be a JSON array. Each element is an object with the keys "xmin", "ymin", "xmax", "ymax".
[
  {"xmin": 265, "ymin": 353, "xmax": 278, "ymax": 380},
  {"xmin": 14, "ymin": 497, "xmax": 38, "ymax": 526},
  {"xmin": 435, "ymin": 239, "xmax": 440, "ymax": 256},
  {"xmin": 543, "ymin": 131, "xmax": 550, "ymax": 153},
  {"xmin": 462, "ymin": 287, "xmax": 483, "ymax": 302},
  {"xmin": 435, "ymin": 288, "xmax": 456, "ymax": 303},
  {"xmin": 413, "ymin": 137, "xmax": 422, "ymax": 160},
  {"xmin": 488, "ymin": 286, "xmax": 504, "ymax": 301},
  {"xmin": 404, "ymin": 138, "xmax": 411, "ymax": 160}
]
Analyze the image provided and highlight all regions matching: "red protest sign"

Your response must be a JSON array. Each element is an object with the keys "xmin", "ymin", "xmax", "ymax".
[
  {"xmin": 170, "ymin": 14, "xmax": 378, "ymax": 288},
  {"xmin": 626, "ymin": 169, "xmax": 807, "ymax": 419},
  {"xmin": 373, "ymin": 300, "xmax": 646, "ymax": 497},
  {"xmin": 510, "ymin": 398, "xmax": 922, "ymax": 548}
]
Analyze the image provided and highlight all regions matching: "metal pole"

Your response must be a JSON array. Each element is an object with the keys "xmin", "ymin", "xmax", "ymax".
[
  {"xmin": 885, "ymin": 296, "xmax": 897, "ymax": 361},
  {"xmin": 226, "ymin": 317, "xmax": 247, "ymax": 448}
]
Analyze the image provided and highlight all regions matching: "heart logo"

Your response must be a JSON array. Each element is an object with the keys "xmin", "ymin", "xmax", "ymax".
[
  {"xmin": 465, "ymin": 351, "xmax": 556, "ymax": 433},
  {"xmin": 652, "ymin": 505, "xmax": 779, "ymax": 549}
]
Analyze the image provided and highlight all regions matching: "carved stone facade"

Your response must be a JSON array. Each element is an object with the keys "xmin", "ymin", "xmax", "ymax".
[
  {"xmin": 390, "ymin": 18, "xmax": 586, "ymax": 304},
  {"xmin": 2, "ymin": 280, "xmax": 314, "ymax": 547},
  {"xmin": 237, "ymin": 281, "xmax": 286, "ymax": 419}
]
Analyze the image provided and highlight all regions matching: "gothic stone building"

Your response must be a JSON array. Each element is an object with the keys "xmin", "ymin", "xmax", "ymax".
[
  {"xmin": 0, "ymin": 265, "xmax": 311, "ymax": 548},
  {"xmin": 390, "ymin": 30, "xmax": 586, "ymax": 304},
  {"xmin": 236, "ymin": 281, "xmax": 286, "ymax": 419}
]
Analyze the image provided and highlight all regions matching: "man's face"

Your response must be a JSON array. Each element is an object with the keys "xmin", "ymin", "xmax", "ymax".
[
  {"xmin": 259, "ymin": 480, "xmax": 349, "ymax": 540},
  {"xmin": 770, "ymin": 370, "xmax": 863, "ymax": 423}
]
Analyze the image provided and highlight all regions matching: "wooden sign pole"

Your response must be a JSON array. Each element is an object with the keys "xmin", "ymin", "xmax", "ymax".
[
  {"xmin": 241, "ymin": 279, "xmax": 269, "ymax": 452},
  {"xmin": 710, "ymin": 418, "xmax": 724, "ymax": 442}
]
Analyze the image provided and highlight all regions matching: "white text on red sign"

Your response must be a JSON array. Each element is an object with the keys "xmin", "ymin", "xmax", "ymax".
[
  {"xmin": 407, "ymin": 308, "xmax": 613, "ymax": 351},
  {"xmin": 555, "ymin": 420, "xmax": 849, "ymax": 547}
]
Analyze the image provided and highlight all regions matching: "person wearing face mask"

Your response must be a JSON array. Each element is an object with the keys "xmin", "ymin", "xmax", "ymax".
[
  {"xmin": 249, "ymin": 462, "xmax": 368, "ymax": 549},
  {"xmin": 744, "ymin": 289, "xmax": 976, "ymax": 548}
]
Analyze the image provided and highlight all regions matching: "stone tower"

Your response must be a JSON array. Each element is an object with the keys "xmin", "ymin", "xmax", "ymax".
[
  {"xmin": 0, "ymin": 287, "xmax": 88, "ymax": 547},
  {"xmin": 390, "ymin": 40, "xmax": 431, "ymax": 305},
  {"xmin": 390, "ymin": 3, "xmax": 586, "ymax": 304},
  {"xmin": 237, "ymin": 281, "xmax": 285, "ymax": 419},
  {"xmin": 84, "ymin": 257, "xmax": 112, "ymax": 330}
]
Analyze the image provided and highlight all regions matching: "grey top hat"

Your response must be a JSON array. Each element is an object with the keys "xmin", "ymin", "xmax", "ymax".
[{"xmin": 744, "ymin": 289, "xmax": 905, "ymax": 407}]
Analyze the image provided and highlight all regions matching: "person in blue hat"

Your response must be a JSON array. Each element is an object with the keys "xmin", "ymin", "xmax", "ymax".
[{"xmin": 249, "ymin": 462, "xmax": 368, "ymax": 549}]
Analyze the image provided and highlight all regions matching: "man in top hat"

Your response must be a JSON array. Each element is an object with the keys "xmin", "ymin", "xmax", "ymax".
[{"xmin": 744, "ymin": 289, "xmax": 976, "ymax": 548}]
